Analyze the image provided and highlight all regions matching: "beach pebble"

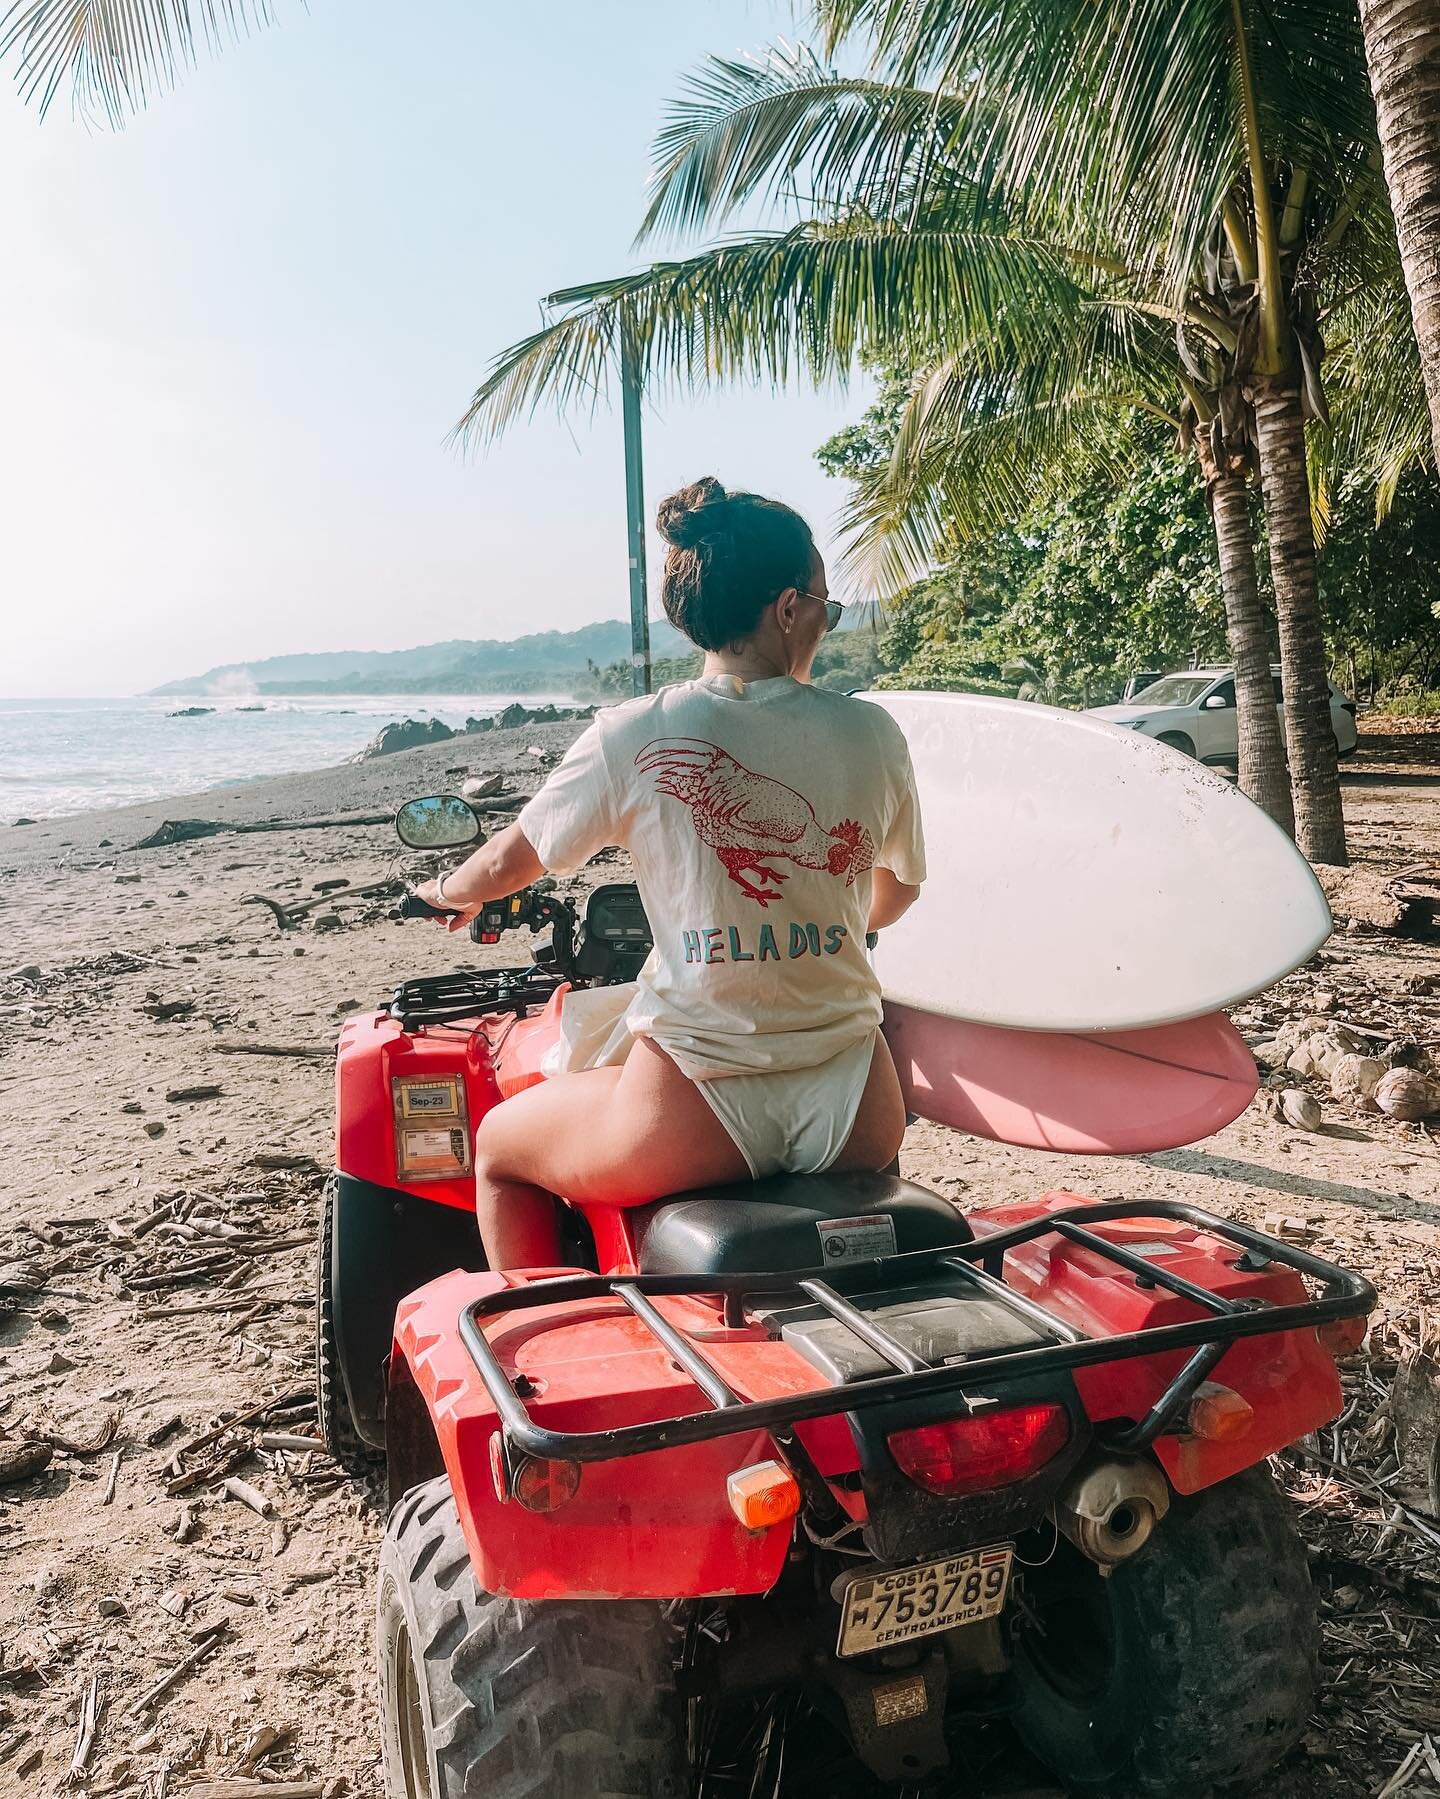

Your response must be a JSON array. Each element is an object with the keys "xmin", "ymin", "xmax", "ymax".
[
  {"xmin": 143, "ymin": 1120, "xmax": 166, "ymax": 1139},
  {"xmin": 46, "ymin": 1349, "xmax": 76, "ymax": 1374},
  {"xmin": 1330, "ymin": 1054, "xmax": 1385, "ymax": 1109},
  {"xmin": 312, "ymin": 913, "xmax": 343, "ymax": 933},
  {"xmin": 115, "ymin": 870, "xmax": 141, "ymax": 884},
  {"xmin": 0, "ymin": 1442, "xmax": 53, "ymax": 1485},
  {"xmin": 96, "ymin": 1596, "xmax": 128, "ymax": 1618},
  {"xmin": 120, "ymin": 1101, "xmax": 143, "ymax": 1114}
]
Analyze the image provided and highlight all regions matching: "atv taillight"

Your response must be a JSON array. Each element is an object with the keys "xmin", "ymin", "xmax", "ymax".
[
  {"xmin": 1318, "ymin": 1315, "xmax": 1368, "ymax": 1358},
  {"xmin": 887, "ymin": 1404, "xmax": 1070, "ymax": 1497},
  {"xmin": 512, "ymin": 1455, "xmax": 581, "ymax": 1513}
]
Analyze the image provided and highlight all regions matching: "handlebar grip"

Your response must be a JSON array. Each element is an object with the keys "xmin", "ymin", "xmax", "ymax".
[{"xmin": 398, "ymin": 890, "xmax": 460, "ymax": 921}]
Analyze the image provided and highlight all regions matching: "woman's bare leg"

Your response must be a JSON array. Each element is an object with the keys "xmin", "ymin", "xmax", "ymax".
[
  {"xmin": 473, "ymin": 1032, "xmax": 908, "ymax": 1269},
  {"xmin": 832, "ymin": 1032, "xmax": 907, "ymax": 1171},
  {"xmin": 473, "ymin": 1043, "xmax": 748, "ymax": 1267}
]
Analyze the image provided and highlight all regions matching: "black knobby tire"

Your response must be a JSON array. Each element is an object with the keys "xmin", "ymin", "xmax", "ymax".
[
  {"xmin": 377, "ymin": 1475, "xmax": 688, "ymax": 1798},
  {"xmin": 1156, "ymin": 731, "xmax": 1196, "ymax": 758},
  {"xmin": 1011, "ymin": 1466, "xmax": 1317, "ymax": 1797},
  {"xmin": 315, "ymin": 1173, "xmax": 381, "ymax": 1474}
]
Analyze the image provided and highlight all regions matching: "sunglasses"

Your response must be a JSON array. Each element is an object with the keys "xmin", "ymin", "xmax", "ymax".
[{"xmin": 799, "ymin": 590, "xmax": 845, "ymax": 633}]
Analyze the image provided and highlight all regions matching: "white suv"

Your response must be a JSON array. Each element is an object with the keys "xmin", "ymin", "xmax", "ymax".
[{"xmin": 1087, "ymin": 667, "xmax": 1358, "ymax": 764}]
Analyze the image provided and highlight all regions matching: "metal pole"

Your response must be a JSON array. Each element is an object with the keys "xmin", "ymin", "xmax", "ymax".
[{"xmin": 620, "ymin": 330, "xmax": 652, "ymax": 697}]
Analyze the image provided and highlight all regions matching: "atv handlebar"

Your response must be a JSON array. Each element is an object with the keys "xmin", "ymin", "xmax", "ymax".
[{"xmin": 396, "ymin": 890, "xmax": 461, "ymax": 922}]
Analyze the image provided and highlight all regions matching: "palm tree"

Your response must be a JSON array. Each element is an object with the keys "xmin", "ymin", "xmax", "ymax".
[
  {"xmin": 1356, "ymin": 0, "xmax": 1440, "ymax": 473},
  {"xmin": 468, "ymin": 18, "xmax": 1387, "ymax": 861},
  {"xmin": 0, "ymin": 0, "xmax": 275, "ymax": 121},
  {"xmin": 684, "ymin": 4, "xmax": 1377, "ymax": 865}
]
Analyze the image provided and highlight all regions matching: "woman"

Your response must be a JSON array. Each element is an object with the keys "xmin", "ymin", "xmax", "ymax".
[{"xmin": 416, "ymin": 477, "xmax": 925, "ymax": 1269}]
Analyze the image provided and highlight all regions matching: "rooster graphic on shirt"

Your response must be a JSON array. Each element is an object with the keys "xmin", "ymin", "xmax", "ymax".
[{"xmin": 635, "ymin": 738, "xmax": 876, "ymax": 906}]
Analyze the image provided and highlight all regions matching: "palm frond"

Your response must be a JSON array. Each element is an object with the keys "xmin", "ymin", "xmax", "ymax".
[
  {"xmin": 813, "ymin": 0, "xmax": 1376, "ymax": 300},
  {"xmin": 836, "ymin": 381, "xmax": 1163, "ymax": 595},
  {"xmin": 640, "ymin": 43, "xmax": 965, "ymax": 244},
  {"xmin": 0, "ymin": 0, "xmax": 277, "ymax": 122},
  {"xmin": 456, "ymin": 217, "xmax": 1093, "ymax": 443}
]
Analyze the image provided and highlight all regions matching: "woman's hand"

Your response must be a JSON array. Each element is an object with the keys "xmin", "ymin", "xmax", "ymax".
[
  {"xmin": 411, "ymin": 825, "xmax": 548, "ymax": 934},
  {"xmin": 412, "ymin": 877, "xmax": 478, "ymax": 932}
]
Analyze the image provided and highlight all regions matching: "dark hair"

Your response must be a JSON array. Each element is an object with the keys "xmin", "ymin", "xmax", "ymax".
[{"xmin": 655, "ymin": 476, "xmax": 815, "ymax": 651}]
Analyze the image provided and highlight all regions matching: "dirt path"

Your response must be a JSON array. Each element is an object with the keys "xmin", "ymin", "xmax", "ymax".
[{"xmin": 1, "ymin": 718, "xmax": 1438, "ymax": 1797}]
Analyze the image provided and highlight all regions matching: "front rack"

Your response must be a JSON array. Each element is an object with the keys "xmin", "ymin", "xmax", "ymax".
[
  {"xmin": 459, "ymin": 1201, "xmax": 1374, "ymax": 1468},
  {"xmin": 389, "ymin": 967, "xmax": 563, "ymax": 1029}
]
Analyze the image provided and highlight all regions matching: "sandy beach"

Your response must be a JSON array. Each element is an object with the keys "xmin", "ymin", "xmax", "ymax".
[{"xmin": 3, "ymin": 714, "xmax": 1440, "ymax": 1796}]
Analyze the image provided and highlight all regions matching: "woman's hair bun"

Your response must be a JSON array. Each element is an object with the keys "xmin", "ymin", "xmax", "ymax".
[
  {"xmin": 655, "ymin": 475, "xmax": 729, "ymax": 549},
  {"xmin": 654, "ymin": 474, "xmax": 815, "ymax": 652}
]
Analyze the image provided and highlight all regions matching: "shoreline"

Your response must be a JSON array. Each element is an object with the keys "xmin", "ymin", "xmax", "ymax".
[
  {"xmin": 0, "ymin": 692, "xmax": 585, "ymax": 829},
  {"xmin": 0, "ymin": 715, "xmax": 591, "ymax": 870}
]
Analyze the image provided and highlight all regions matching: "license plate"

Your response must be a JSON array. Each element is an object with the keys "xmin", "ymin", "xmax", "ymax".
[{"xmin": 837, "ymin": 1545, "xmax": 1013, "ymax": 1658}]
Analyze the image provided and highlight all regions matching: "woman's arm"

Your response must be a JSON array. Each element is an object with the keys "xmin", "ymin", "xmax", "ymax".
[
  {"xmin": 868, "ymin": 867, "xmax": 921, "ymax": 933},
  {"xmin": 412, "ymin": 822, "xmax": 547, "ymax": 932}
]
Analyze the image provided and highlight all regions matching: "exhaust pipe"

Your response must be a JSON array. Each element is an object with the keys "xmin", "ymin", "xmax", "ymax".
[{"xmin": 1054, "ymin": 1458, "xmax": 1171, "ymax": 1572}]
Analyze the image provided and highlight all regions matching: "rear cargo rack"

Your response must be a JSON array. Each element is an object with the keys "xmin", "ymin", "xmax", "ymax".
[
  {"xmin": 388, "ymin": 967, "xmax": 563, "ymax": 1029},
  {"xmin": 459, "ymin": 1200, "xmax": 1374, "ymax": 1467}
]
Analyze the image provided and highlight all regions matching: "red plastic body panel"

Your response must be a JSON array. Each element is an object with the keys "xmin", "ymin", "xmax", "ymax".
[
  {"xmin": 883, "ymin": 1004, "xmax": 1259, "ymax": 1154},
  {"xmin": 335, "ymin": 1011, "xmax": 503, "ymax": 1213},
  {"xmin": 492, "ymin": 986, "xmax": 568, "ymax": 1098},
  {"xmin": 392, "ymin": 1266, "xmax": 845, "ymax": 1598},
  {"xmin": 969, "ymin": 1194, "xmax": 1342, "ymax": 1491}
]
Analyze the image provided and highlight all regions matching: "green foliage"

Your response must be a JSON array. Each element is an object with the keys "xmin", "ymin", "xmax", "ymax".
[
  {"xmin": 1316, "ymin": 469, "xmax": 1440, "ymax": 696},
  {"xmin": 853, "ymin": 434, "xmax": 1440, "ymax": 707},
  {"xmin": 576, "ymin": 626, "xmax": 894, "ymax": 700},
  {"xmin": 835, "ymin": 418, "xmax": 1227, "ymax": 705},
  {"xmin": 578, "ymin": 653, "xmax": 703, "ymax": 700}
]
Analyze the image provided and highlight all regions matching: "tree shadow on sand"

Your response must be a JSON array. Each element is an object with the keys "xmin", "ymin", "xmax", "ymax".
[{"xmin": 1141, "ymin": 1147, "xmax": 1440, "ymax": 1226}]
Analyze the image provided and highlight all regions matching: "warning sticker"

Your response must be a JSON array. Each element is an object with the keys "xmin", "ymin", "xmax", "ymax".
[{"xmin": 816, "ymin": 1214, "xmax": 897, "ymax": 1265}]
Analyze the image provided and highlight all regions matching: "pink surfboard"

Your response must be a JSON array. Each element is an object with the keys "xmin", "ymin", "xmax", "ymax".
[{"xmin": 881, "ymin": 1003, "xmax": 1258, "ymax": 1155}]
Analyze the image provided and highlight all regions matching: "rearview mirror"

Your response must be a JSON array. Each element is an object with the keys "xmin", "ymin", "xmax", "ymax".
[
  {"xmin": 394, "ymin": 794, "xmax": 484, "ymax": 850},
  {"xmin": 1202, "ymin": 694, "xmax": 1229, "ymax": 709}
]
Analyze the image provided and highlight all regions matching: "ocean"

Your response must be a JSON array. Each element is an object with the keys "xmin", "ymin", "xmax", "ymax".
[{"xmin": 0, "ymin": 693, "xmax": 577, "ymax": 822}]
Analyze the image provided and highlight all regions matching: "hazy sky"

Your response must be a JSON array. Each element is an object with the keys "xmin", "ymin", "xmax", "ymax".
[{"xmin": 1, "ymin": 1, "xmax": 868, "ymax": 697}]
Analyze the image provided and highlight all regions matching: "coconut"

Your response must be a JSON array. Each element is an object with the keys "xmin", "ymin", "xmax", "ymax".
[
  {"xmin": 1274, "ymin": 1015, "xmax": 1339, "ymax": 1058},
  {"xmin": 1373, "ymin": 1067, "xmax": 1440, "ymax": 1122},
  {"xmin": 1330, "ymin": 1054, "xmax": 1385, "ymax": 1110},
  {"xmin": 1278, "ymin": 1088, "xmax": 1322, "ymax": 1132}
]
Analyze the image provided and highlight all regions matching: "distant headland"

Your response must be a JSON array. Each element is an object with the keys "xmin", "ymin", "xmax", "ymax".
[{"xmin": 148, "ymin": 618, "xmax": 692, "ymax": 698}]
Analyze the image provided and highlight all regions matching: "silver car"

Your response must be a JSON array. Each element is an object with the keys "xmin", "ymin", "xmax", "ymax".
[{"xmin": 1088, "ymin": 667, "xmax": 1359, "ymax": 764}]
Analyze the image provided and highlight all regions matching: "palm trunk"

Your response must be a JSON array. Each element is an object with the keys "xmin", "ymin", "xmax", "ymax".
[
  {"xmin": 1196, "ymin": 441, "xmax": 1294, "ymax": 833},
  {"xmin": 1249, "ymin": 376, "xmax": 1348, "ymax": 865},
  {"xmin": 1359, "ymin": 0, "xmax": 1440, "ymax": 470}
]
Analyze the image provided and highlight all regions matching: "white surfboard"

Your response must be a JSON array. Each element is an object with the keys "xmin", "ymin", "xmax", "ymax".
[{"xmin": 863, "ymin": 691, "xmax": 1330, "ymax": 1033}]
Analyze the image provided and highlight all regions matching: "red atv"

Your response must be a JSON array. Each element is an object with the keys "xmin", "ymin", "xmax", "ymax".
[{"xmin": 321, "ymin": 794, "xmax": 1374, "ymax": 1798}]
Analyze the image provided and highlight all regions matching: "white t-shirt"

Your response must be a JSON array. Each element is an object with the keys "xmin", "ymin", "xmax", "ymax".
[{"xmin": 518, "ymin": 674, "xmax": 925, "ymax": 1080}]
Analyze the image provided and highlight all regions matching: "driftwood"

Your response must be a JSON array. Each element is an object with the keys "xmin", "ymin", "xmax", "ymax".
[
  {"xmin": 127, "ymin": 1623, "xmax": 228, "ymax": 1716},
  {"xmin": 213, "ymin": 1042, "xmax": 332, "ymax": 1061},
  {"xmin": 180, "ymin": 1783, "xmax": 325, "ymax": 1798},
  {"xmin": 63, "ymin": 1673, "xmax": 102, "ymax": 1785},
  {"xmin": 132, "ymin": 813, "xmax": 393, "ymax": 850}
]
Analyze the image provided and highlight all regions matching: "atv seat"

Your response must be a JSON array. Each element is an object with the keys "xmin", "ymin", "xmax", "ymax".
[{"xmin": 638, "ymin": 1170, "xmax": 972, "ymax": 1277}]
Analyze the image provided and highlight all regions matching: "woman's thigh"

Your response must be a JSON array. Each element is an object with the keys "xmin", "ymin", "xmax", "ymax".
[
  {"xmin": 832, "ymin": 1032, "xmax": 907, "ymax": 1171},
  {"xmin": 474, "ymin": 1039, "xmax": 749, "ymax": 1204}
]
